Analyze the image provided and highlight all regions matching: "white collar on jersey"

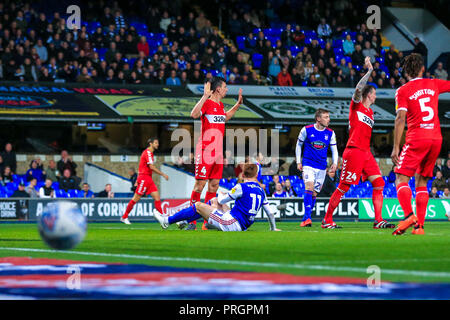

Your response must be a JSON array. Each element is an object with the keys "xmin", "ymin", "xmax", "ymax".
[
  {"xmin": 409, "ymin": 77, "xmax": 423, "ymax": 82},
  {"xmin": 313, "ymin": 123, "xmax": 327, "ymax": 131}
]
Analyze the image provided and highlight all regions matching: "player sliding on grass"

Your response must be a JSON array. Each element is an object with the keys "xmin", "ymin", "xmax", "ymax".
[
  {"xmin": 323, "ymin": 56, "xmax": 395, "ymax": 229},
  {"xmin": 186, "ymin": 77, "xmax": 243, "ymax": 230},
  {"xmin": 391, "ymin": 53, "xmax": 450, "ymax": 235},
  {"xmin": 154, "ymin": 163, "xmax": 281, "ymax": 232},
  {"xmin": 296, "ymin": 108, "xmax": 338, "ymax": 227},
  {"xmin": 120, "ymin": 138, "xmax": 169, "ymax": 224}
]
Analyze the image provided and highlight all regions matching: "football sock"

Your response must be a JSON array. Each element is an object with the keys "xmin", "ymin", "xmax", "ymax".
[
  {"xmin": 415, "ymin": 186, "xmax": 428, "ymax": 226},
  {"xmin": 311, "ymin": 196, "xmax": 317, "ymax": 212},
  {"xmin": 122, "ymin": 199, "xmax": 136, "ymax": 219},
  {"xmin": 371, "ymin": 177, "xmax": 385, "ymax": 222},
  {"xmin": 189, "ymin": 190, "xmax": 202, "ymax": 225},
  {"xmin": 205, "ymin": 191, "xmax": 216, "ymax": 203},
  {"xmin": 154, "ymin": 200, "xmax": 163, "ymax": 214},
  {"xmin": 324, "ymin": 183, "xmax": 350, "ymax": 223},
  {"xmin": 168, "ymin": 204, "xmax": 201, "ymax": 224},
  {"xmin": 204, "ymin": 192, "xmax": 217, "ymax": 224},
  {"xmin": 303, "ymin": 190, "xmax": 313, "ymax": 221},
  {"xmin": 396, "ymin": 182, "xmax": 413, "ymax": 217}
]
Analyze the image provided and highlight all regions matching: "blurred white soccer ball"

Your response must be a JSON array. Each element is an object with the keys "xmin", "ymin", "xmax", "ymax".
[{"xmin": 37, "ymin": 201, "xmax": 87, "ymax": 250}]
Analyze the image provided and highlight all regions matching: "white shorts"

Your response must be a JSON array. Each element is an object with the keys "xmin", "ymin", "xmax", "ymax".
[
  {"xmin": 302, "ymin": 166, "xmax": 327, "ymax": 193},
  {"xmin": 208, "ymin": 210, "xmax": 242, "ymax": 232}
]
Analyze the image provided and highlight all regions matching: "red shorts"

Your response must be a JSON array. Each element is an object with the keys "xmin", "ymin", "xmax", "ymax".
[
  {"xmin": 194, "ymin": 148, "xmax": 223, "ymax": 180},
  {"xmin": 135, "ymin": 175, "xmax": 158, "ymax": 196},
  {"xmin": 340, "ymin": 147, "xmax": 381, "ymax": 185},
  {"xmin": 394, "ymin": 139, "xmax": 442, "ymax": 178}
]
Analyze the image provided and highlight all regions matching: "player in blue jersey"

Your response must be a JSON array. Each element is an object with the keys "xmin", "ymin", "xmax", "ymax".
[
  {"xmin": 296, "ymin": 109, "xmax": 339, "ymax": 227},
  {"xmin": 153, "ymin": 163, "xmax": 281, "ymax": 232}
]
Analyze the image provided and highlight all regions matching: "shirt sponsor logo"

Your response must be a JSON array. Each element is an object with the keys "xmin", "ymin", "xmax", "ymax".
[
  {"xmin": 205, "ymin": 114, "xmax": 226, "ymax": 123},
  {"xmin": 356, "ymin": 111, "xmax": 374, "ymax": 128},
  {"xmin": 311, "ymin": 141, "xmax": 326, "ymax": 150}
]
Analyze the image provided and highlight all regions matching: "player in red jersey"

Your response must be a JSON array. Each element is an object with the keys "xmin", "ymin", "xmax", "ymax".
[
  {"xmin": 391, "ymin": 53, "xmax": 450, "ymax": 235},
  {"xmin": 323, "ymin": 57, "xmax": 395, "ymax": 229},
  {"xmin": 120, "ymin": 137, "xmax": 169, "ymax": 224},
  {"xmin": 183, "ymin": 77, "xmax": 243, "ymax": 230}
]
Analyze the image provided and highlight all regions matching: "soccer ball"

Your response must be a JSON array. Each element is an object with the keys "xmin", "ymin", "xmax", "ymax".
[{"xmin": 37, "ymin": 201, "xmax": 87, "ymax": 250}]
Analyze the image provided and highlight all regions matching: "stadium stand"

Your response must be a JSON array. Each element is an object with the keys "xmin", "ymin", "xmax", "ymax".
[{"xmin": 0, "ymin": 0, "xmax": 446, "ymax": 88}]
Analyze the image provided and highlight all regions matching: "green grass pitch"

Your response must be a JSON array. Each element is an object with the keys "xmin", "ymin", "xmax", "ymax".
[{"xmin": 0, "ymin": 221, "xmax": 449, "ymax": 283}]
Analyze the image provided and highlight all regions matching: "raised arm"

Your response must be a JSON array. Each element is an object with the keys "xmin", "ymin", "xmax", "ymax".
[
  {"xmin": 353, "ymin": 56, "xmax": 373, "ymax": 102},
  {"xmin": 191, "ymin": 82, "xmax": 212, "ymax": 119},
  {"xmin": 225, "ymin": 88, "xmax": 243, "ymax": 121}
]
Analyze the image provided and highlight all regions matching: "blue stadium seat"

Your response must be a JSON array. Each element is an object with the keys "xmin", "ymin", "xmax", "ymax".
[
  {"xmin": 68, "ymin": 189, "xmax": 80, "ymax": 198},
  {"xmin": 55, "ymin": 189, "xmax": 68, "ymax": 198},
  {"xmin": 252, "ymin": 53, "xmax": 263, "ymax": 69},
  {"xmin": 236, "ymin": 36, "xmax": 246, "ymax": 50},
  {"xmin": 52, "ymin": 182, "xmax": 59, "ymax": 190}
]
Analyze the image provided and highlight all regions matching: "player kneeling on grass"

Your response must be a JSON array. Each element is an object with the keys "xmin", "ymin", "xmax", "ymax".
[
  {"xmin": 154, "ymin": 163, "xmax": 281, "ymax": 232},
  {"xmin": 120, "ymin": 138, "xmax": 169, "ymax": 224}
]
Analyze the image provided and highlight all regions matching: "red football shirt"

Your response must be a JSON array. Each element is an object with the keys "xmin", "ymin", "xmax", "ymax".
[
  {"xmin": 395, "ymin": 78, "xmax": 450, "ymax": 143},
  {"xmin": 138, "ymin": 148, "xmax": 154, "ymax": 176},
  {"xmin": 196, "ymin": 99, "xmax": 226, "ymax": 152},
  {"xmin": 346, "ymin": 98, "xmax": 374, "ymax": 151}
]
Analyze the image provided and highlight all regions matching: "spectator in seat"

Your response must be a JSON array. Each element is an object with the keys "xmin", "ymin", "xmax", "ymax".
[
  {"xmin": 2, "ymin": 166, "xmax": 14, "ymax": 184},
  {"xmin": 362, "ymin": 41, "xmax": 377, "ymax": 63},
  {"xmin": 433, "ymin": 158, "xmax": 443, "ymax": 177},
  {"xmin": 292, "ymin": 25, "xmax": 305, "ymax": 46},
  {"xmin": 79, "ymin": 183, "xmax": 95, "ymax": 198},
  {"xmin": 268, "ymin": 174, "xmax": 280, "ymax": 195},
  {"xmin": 166, "ymin": 70, "xmax": 181, "ymax": 85},
  {"xmin": 137, "ymin": 36, "xmax": 150, "ymax": 57},
  {"xmin": 284, "ymin": 179, "xmax": 296, "ymax": 197},
  {"xmin": 412, "ymin": 37, "xmax": 428, "ymax": 65},
  {"xmin": 57, "ymin": 150, "xmax": 77, "ymax": 177},
  {"xmin": 432, "ymin": 171, "xmax": 447, "ymax": 191},
  {"xmin": 45, "ymin": 160, "xmax": 59, "ymax": 182},
  {"xmin": 26, "ymin": 178, "xmax": 39, "ymax": 198},
  {"xmin": 59, "ymin": 169, "xmax": 79, "ymax": 192},
  {"xmin": 319, "ymin": 170, "xmax": 338, "ymax": 197},
  {"xmin": 129, "ymin": 168, "xmax": 137, "ymax": 192},
  {"xmin": 317, "ymin": 18, "xmax": 332, "ymax": 39},
  {"xmin": 1, "ymin": 143, "xmax": 16, "ymax": 174},
  {"xmin": 11, "ymin": 182, "xmax": 30, "ymax": 198},
  {"xmin": 26, "ymin": 160, "xmax": 45, "ymax": 182},
  {"xmin": 273, "ymin": 182, "xmax": 289, "ymax": 197},
  {"xmin": 434, "ymin": 62, "xmax": 448, "ymax": 80},
  {"xmin": 98, "ymin": 183, "xmax": 114, "ymax": 198},
  {"xmin": 277, "ymin": 68, "xmax": 293, "ymax": 86},
  {"xmin": 442, "ymin": 187, "xmax": 450, "ymax": 199},
  {"xmin": 222, "ymin": 157, "xmax": 235, "ymax": 180},
  {"xmin": 352, "ymin": 44, "xmax": 365, "ymax": 67},
  {"xmin": 429, "ymin": 186, "xmax": 439, "ymax": 199},
  {"xmin": 343, "ymin": 34, "xmax": 355, "ymax": 56},
  {"xmin": 39, "ymin": 178, "xmax": 55, "ymax": 198},
  {"xmin": 268, "ymin": 57, "xmax": 281, "ymax": 83},
  {"xmin": 442, "ymin": 159, "xmax": 450, "ymax": 179}
]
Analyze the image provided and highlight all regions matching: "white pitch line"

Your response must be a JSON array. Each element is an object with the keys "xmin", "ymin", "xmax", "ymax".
[{"xmin": 0, "ymin": 247, "xmax": 449, "ymax": 279}]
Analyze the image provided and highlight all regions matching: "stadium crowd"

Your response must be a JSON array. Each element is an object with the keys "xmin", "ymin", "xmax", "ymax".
[
  {"xmin": 0, "ymin": 0, "xmax": 447, "ymax": 88},
  {"xmin": 0, "ymin": 142, "xmax": 119, "ymax": 198}
]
